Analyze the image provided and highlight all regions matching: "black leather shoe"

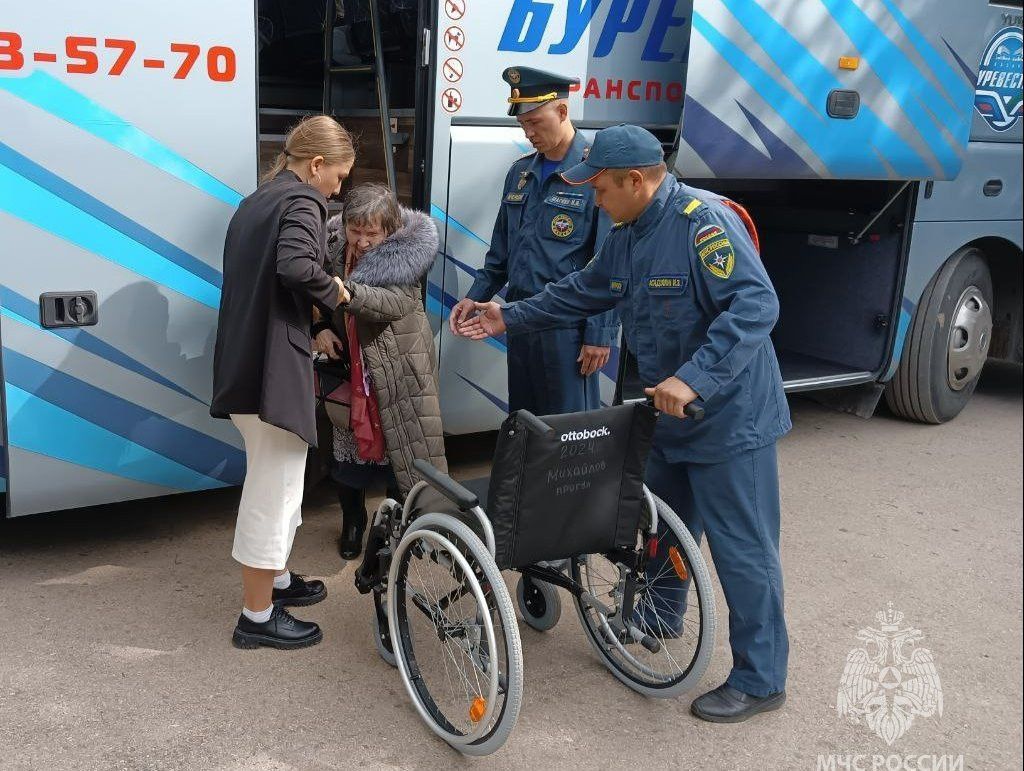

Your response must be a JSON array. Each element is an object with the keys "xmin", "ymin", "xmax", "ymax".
[
  {"xmin": 232, "ymin": 605, "xmax": 323, "ymax": 650},
  {"xmin": 271, "ymin": 572, "xmax": 326, "ymax": 607},
  {"xmin": 690, "ymin": 683, "xmax": 786, "ymax": 723}
]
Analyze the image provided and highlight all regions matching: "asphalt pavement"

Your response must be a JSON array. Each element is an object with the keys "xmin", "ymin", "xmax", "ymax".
[{"xmin": 1, "ymin": 362, "xmax": 1021, "ymax": 770}]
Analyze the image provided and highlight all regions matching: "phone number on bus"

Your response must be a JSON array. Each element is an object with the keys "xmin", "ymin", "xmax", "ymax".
[{"xmin": 0, "ymin": 31, "xmax": 237, "ymax": 82}]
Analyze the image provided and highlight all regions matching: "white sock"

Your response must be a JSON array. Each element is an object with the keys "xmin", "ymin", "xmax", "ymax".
[
  {"xmin": 242, "ymin": 605, "xmax": 273, "ymax": 623},
  {"xmin": 273, "ymin": 570, "xmax": 291, "ymax": 590}
]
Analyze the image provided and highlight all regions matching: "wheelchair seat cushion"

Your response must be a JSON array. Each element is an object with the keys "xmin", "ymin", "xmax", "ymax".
[{"xmin": 459, "ymin": 477, "xmax": 490, "ymax": 506}]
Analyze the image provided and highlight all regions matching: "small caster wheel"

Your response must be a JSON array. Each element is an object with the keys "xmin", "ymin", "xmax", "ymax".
[{"xmin": 516, "ymin": 575, "xmax": 561, "ymax": 632}]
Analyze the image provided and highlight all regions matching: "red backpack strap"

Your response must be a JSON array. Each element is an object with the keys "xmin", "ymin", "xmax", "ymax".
[{"xmin": 721, "ymin": 198, "xmax": 760, "ymax": 254}]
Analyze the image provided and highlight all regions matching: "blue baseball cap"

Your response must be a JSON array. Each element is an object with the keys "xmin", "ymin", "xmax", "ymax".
[{"xmin": 561, "ymin": 124, "xmax": 665, "ymax": 185}]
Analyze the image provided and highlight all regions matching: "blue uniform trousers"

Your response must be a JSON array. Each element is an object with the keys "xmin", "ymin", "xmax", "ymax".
[
  {"xmin": 644, "ymin": 442, "xmax": 789, "ymax": 696},
  {"xmin": 506, "ymin": 326, "xmax": 601, "ymax": 415}
]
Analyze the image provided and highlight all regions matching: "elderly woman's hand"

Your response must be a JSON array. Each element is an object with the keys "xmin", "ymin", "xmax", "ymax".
[
  {"xmin": 333, "ymin": 276, "xmax": 351, "ymax": 305},
  {"xmin": 315, "ymin": 328, "xmax": 345, "ymax": 359}
]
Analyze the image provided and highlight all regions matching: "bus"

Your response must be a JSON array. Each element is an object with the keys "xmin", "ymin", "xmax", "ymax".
[{"xmin": 2, "ymin": 0, "xmax": 1020, "ymax": 516}]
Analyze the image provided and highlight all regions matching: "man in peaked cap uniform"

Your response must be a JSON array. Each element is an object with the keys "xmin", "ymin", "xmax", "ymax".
[
  {"xmin": 449, "ymin": 67, "xmax": 618, "ymax": 416},
  {"xmin": 456, "ymin": 124, "xmax": 792, "ymax": 724}
]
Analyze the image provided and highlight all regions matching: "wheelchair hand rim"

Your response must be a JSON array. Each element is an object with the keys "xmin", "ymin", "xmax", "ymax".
[{"xmin": 388, "ymin": 521, "xmax": 501, "ymax": 746}]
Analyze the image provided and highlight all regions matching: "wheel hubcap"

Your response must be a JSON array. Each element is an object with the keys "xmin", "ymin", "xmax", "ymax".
[{"xmin": 947, "ymin": 285, "xmax": 992, "ymax": 391}]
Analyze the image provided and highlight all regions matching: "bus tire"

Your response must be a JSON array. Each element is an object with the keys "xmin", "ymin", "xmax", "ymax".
[{"xmin": 885, "ymin": 248, "xmax": 993, "ymax": 424}]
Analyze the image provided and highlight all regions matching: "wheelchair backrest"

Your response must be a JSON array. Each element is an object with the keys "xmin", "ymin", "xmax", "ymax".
[{"xmin": 488, "ymin": 402, "xmax": 658, "ymax": 569}]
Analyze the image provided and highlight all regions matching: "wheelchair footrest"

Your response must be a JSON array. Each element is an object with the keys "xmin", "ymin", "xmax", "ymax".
[{"xmin": 354, "ymin": 524, "xmax": 390, "ymax": 595}]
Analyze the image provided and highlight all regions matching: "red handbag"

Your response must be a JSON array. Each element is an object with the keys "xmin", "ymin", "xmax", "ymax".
[{"xmin": 346, "ymin": 314, "xmax": 386, "ymax": 462}]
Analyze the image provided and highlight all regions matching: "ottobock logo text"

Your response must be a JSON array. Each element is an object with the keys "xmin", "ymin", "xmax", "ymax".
[{"xmin": 561, "ymin": 426, "xmax": 611, "ymax": 442}]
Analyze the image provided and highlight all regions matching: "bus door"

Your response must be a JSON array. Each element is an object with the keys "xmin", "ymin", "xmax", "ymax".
[
  {"xmin": 0, "ymin": 0, "xmax": 256, "ymax": 516},
  {"xmin": 429, "ymin": 0, "xmax": 694, "ymax": 434}
]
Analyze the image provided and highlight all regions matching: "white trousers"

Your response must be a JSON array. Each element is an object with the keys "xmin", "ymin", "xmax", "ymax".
[{"xmin": 230, "ymin": 414, "xmax": 309, "ymax": 570}]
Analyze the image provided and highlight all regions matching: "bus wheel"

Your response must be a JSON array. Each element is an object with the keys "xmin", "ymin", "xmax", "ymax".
[{"xmin": 885, "ymin": 248, "xmax": 993, "ymax": 423}]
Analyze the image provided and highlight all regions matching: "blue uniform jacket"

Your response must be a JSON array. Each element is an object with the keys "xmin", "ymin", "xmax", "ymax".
[
  {"xmin": 503, "ymin": 175, "xmax": 792, "ymax": 463},
  {"xmin": 467, "ymin": 131, "xmax": 619, "ymax": 347}
]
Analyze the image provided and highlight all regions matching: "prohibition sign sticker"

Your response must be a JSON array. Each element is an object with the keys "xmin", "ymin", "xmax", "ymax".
[
  {"xmin": 442, "ymin": 57, "xmax": 463, "ymax": 83},
  {"xmin": 443, "ymin": 26, "xmax": 465, "ymax": 52},
  {"xmin": 444, "ymin": 0, "xmax": 466, "ymax": 20},
  {"xmin": 441, "ymin": 88, "xmax": 463, "ymax": 113}
]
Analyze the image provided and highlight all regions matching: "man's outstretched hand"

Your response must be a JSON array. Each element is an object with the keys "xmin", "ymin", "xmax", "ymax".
[{"xmin": 456, "ymin": 301, "xmax": 507, "ymax": 339}]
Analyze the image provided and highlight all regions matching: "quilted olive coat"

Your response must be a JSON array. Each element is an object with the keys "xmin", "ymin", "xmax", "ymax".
[{"xmin": 327, "ymin": 207, "xmax": 447, "ymax": 494}]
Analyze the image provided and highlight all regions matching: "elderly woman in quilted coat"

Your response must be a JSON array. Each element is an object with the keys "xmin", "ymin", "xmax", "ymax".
[{"xmin": 312, "ymin": 183, "xmax": 447, "ymax": 560}]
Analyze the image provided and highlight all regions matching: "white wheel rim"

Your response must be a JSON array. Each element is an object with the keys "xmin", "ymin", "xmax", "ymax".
[{"xmin": 388, "ymin": 526, "xmax": 500, "ymax": 746}]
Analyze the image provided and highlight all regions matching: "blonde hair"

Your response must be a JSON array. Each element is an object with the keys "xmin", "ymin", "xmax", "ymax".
[{"xmin": 262, "ymin": 115, "xmax": 355, "ymax": 184}]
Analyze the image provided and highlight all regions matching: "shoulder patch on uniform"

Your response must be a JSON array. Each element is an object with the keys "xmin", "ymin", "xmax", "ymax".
[{"xmin": 694, "ymin": 223, "xmax": 735, "ymax": 279}]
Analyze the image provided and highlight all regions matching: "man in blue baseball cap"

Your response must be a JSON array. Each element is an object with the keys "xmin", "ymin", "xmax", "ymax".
[
  {"xmin": 456, "ymin": 124, "xmax": 792, "ymax": 723},
  {"xmin": 448, "ymin": 67, "xmax": 618, "ymax": 417}
]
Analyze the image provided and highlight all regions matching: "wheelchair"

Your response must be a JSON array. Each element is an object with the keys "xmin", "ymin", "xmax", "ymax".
[{"xmin": 354, "ymin": 402, "xmax": 717, "ymax": 756}]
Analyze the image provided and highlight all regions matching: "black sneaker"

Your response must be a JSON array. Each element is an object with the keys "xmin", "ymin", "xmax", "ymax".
[
  {"xmin": 272, "ymin": 572, "xmax": 327, "ymax": 607},
  {"xmin": 232, "ymin": 605, "xmax": 323, "ymax": 650}
]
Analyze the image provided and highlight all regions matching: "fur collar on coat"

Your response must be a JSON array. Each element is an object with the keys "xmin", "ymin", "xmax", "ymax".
[{"xmin": 326, "ymin": 206, "xmax": 438, "ymax": 287}]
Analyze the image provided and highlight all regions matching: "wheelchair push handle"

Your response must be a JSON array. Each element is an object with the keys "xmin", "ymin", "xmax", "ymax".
[
  {"xmin": 684, "ymin": 401, "xmax": 705, "ymax": 421},
  {"xmin": 643, "ymin": 397, "xmax": 705, "ymax": 421},
  {"xmin": 514, "ymin": 409, "xmax": 554, "ymax": 436}
]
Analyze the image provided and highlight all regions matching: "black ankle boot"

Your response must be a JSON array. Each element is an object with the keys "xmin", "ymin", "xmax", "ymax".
[{"xmin": 338, "ymin": 485, "xmax": 368, "ymax": 560}]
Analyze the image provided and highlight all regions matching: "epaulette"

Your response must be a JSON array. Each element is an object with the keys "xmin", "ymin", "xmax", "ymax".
[{"xmin": 678, "ymin": 195, "xmax": 709, "ymax": 219}]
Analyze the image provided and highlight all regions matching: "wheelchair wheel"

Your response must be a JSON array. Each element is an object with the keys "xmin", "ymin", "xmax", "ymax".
[
  {"xmin": 516, "ymin": 574, "xmax": 561, "ymax": 632},
  {"xmin": 571, "ymin": 493, "xmax": 716, "ymax": 698},
  {"xmin": 388, "ymin": 513, "xmax": 523, "ymax": 756}
]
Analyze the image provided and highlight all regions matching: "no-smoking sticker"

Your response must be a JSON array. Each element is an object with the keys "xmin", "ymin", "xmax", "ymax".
[
  {"xmin": 443, "ymin": 26, "xmax": 465, "ymax": 52},
  {"xmin": 444, "ymin": 0, "xmax": 465, "ymax": 21},
  {"xmin": 442, "ymin": 57, "xmax": 463, "ymax": 83},
  {"xmin": 441, "ymin": 87, "xmax": 463, "ymax": 113}
]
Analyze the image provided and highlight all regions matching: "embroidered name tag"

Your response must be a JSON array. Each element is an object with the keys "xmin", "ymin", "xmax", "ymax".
[
  {"xmin": 544, "ymin": 193, "xmax": 586, "ymax": 210},
  {"xmin": 609, "ymin": 277, "xmax": 628, "ymax": 295},
  {"xmin": 504, "ymin": 192, "xmax": 527, "ymax": 204},
  {"xmin": 647, "ymin": 274, "xmax": 687, "ymax": 294}
]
